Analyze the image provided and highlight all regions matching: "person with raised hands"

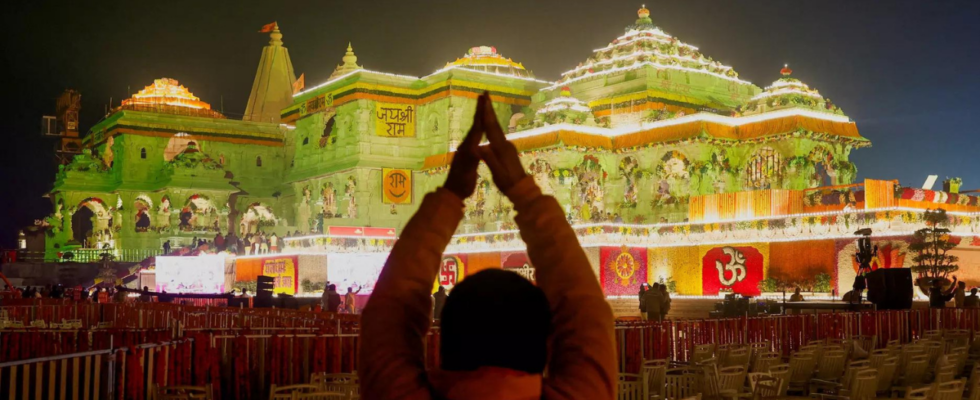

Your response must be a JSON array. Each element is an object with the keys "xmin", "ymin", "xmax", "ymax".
[{"xmin": 360, "ymin": 92, "xmax": 616, "ymax": 400}]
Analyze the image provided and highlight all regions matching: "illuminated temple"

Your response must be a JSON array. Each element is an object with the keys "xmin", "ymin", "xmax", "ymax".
[{"xmin": 33, "ymin": 9, "xmax": 980, "ymax": 299}]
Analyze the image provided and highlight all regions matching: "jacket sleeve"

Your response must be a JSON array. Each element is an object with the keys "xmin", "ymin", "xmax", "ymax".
[
  {"xmin": 359, "ymin": 188, "xmax": 464, "ymax": 400},
  {"xmin": 506, "ymin": 177, "xmax": 617, "ymax": 400}
]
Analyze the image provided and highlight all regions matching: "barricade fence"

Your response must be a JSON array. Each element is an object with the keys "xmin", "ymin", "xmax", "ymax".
[
  {"xmin": 0, "ymin": 338, "xmax": 198, "ymax": 400},
  {"xmin": 1, "ymin": 301, "xmax": 359, "ymax": 331},
  {"xmin": 5, "ymin": 305, "xmax": 980, "ymax": 399}
]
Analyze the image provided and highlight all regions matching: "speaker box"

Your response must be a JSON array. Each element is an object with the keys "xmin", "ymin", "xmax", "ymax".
[
  {"xmin": 865, "ymin": 268, "xmax": 913, "ymax": 310},
  {"xmin": 257, "ymin": 275, "xmax": 274, "ymax": 296}
]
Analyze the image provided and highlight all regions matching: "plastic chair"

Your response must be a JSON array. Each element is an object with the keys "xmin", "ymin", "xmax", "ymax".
[
  {"xmin": 812, "ymin": 368, "xmax": 877, "ymax": 400},
  {"xmin": 723, "ymin": 346, "xmax": 751, "ymax": 369},
  {"xmin": 270, "ymin": 384, "xmax": 319, "ymax": 400},
  {"xmin": 716, "ymin": 366, "xmax": 748, "ymax": 399},
  {"xmin": 874, "ymin": 357, "xmax": 899, "ymax": 396},
  {"xmin": 767, "ymin": 364, "xmax": 790, "ymax": 397},
  {"xmin": 293, "ymin": 393, "xmax": 348, "ymax": 400},
  {"xmin": 892, "ymin": 354, "xmax": 929, "ymax": 398},
  {"xmin": 786, "ymin": 353, "xmax": 816, "ymax": 395},
  {"xmin": 905, "ymin": 378, "xmax": 966, "ymax": 400},
  {"xmin": 922, "ymin": 340, "xmax": 945, "ymax": 366},
  {"xmin": 665, "ymin": 367, "xmax": 702, "ymax": 400},
  {"xmin": 813, "ymin": 350, "xmax": 847, "ymax": 381},
  {"xmin": 752, "ymin": 352, "xmax": 780, "ymax": 373},
  {"xmin": 692, "ymin": 343, "xmax": 716, "ymax": 364},
  {"xmin": 966, "ymin": 362, "xmax": 980, "ymax": 400},
  {"xmin": 310, "ymin": 373, "xmax": 358, "ymax": 398},
  {"xmin": 641, "ymin": 359, "xmax": 668, "ymax": 400},
  {"xmin": 868, "ymin": 348, "xmax": 890, "ymax": 370},
  {"xmin": 748, "ymin": 374, "xmax": 782, "ymax": 399},
  {"xmin": 618, "ymin": 373, "xmax": 643, "ymax": 400},
  {"xmin": 154, "ymin": 385, "xmax": 214, "ymax": 400}
]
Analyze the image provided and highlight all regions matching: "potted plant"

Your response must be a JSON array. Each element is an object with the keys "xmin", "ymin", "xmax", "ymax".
[{"xmin": 910, "ymin": 209, "xmax": 960, "ymax": 294}]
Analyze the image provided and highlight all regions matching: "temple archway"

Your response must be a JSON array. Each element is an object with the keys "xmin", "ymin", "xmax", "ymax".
[
  {"xmin": 72, "ymin": 198, "xmax": 109, "ymax": 248},
  {"xmin": 134, "ymin": 196, "xmax": 153, "ymax": 232},
  {"xmin": 164, "ymin": 133, "xmax": 195, "ymax": 161},
  {"xmin": 744, "ymin": 147, "xmax": 784, "ymax": 190},
  {"xmin": 808, "ymin": 147, "xmax": 836, "ymax": 187},
  {"xmin": 575, "ymin": 155, "xmax": 606, "ymax": 221},
  {"xmin": 71, "ymin": 207, "xmax": 95, "ymax": 247},
  {"xmin": 180, "ymin": 194, "xmax": 216, "ymax": 231},
  {"xmin": 239, "ymin": 203, "xmax": 277, "ymax": 236},
  {"xmin": 654, "ymin": 151, "xmax": 691, "ymax": 205}
]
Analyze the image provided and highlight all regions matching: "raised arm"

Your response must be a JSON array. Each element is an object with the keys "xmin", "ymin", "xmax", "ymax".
[
  {"xmin": 478, "ymin": 93, "xmax": 617, "ymax": 400},
  {"xmin": 359, "ymin": 98, "xmax": 485, "ymax": 400}
]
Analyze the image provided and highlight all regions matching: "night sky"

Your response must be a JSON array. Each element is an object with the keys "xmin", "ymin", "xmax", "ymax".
[{"xmin": 2, "ymin": 0, "xmax": 978, "ymax": 247}]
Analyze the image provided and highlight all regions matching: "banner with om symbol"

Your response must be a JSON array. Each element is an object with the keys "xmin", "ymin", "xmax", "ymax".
[
  {"xmin": 600, "ymin": 246, "xmax": 648, "ymax": 296},
  {"xmin": 701, "ymin": 244, "xmax": 768, "ymax": 296}
]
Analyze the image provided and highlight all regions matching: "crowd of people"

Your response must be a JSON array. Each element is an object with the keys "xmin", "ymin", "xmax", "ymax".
[
  {"xmin": 162, "ymin": 230, "xmax": 289, "ymax": 256},
  {"xmin": 638, "ymin": 282, "xmax": 672, "ymax": 321},
  {"xmin": 4, "ymin": 284, "xmax": 128, "ymax": 303},
  {"xmin": 318, "ymin": 283, "xmax": 361, "ymax": 314}
]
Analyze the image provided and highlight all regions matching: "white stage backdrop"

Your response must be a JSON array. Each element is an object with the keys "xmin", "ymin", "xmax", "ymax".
[
  {"xmin": 326, "ymin": 253, "xmax": 388, "ymax": 294},
  {"xmin": 156, "ymin": 255, "xmax": 226, "ymax": 294}
]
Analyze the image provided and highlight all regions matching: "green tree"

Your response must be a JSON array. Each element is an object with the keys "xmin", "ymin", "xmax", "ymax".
[{"xmin": 909, "ymin": 209, "xmax": 959, "ymax": 282}]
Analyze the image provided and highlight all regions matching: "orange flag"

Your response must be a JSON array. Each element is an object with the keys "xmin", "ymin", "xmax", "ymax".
[
  {"xmin": 259, "ymin": 22, "xmax": 277, "ymax": 33},
  {"xmin": 292, "ymin": 73, "xmax": 305, "ymax": 94}
]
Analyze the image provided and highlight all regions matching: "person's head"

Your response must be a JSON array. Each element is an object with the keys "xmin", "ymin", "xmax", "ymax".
[
  {"xmin": 972, "ymin": 288, "xmax": 978, "ymax": 296},
  {"xmin": 795, "ymin": 287, "xmax": 801, "ymax": 295},
  {"xmin": 933, "ymin": 279, "xmax": 943, "ymax": 289},
  {"xmin": 143, "ymin": 286, "xmax": 149, "ymax": 292},
  {"xmin": 959, "ymin": 281, "xmax": 966, "ymax": 289},
  {"xmin": 660, "ymin": 285, "xmax": 667, "ymax": 293},
  {"xmin": 440, "ymin": 269, "xmax": 551, "ymax": 374},
  {"xmin": 348, "ymin": 287, "xmax": 354, "ymax": 293},
  {"xmin": 437, "ymin": 285, "xmax": 446, "ymax": 294},
  {"xmin": 328, "ymin": 284, "xmax": 336, "ymax": 291}
]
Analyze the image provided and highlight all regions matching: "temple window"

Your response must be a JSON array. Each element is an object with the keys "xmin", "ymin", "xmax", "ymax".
[
  {"xmin": 256, "ymin": 156, "xmax": 262, "ymax": 167},
  {"xmin": 140, "ymin": 148, "xmax": 147, "ymax": 159}
]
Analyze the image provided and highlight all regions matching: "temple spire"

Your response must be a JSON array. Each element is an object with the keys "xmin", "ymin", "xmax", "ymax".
[
  {"xmin": 243, "ymin": 22, "xmax": 297, "ymax": 123},
  {"xmin": 330, "ymin": 42, "xmax": 364, "ymax": 79}
]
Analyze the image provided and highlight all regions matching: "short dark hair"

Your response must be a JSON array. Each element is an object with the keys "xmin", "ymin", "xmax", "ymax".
[{"xmin": 440, "ymin": 269, "xmax": 551, "ymax": 374}]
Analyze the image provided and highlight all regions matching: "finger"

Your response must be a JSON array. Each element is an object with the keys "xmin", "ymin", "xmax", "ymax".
[
  {"xmin": 478, "ymin": 146, "xmax": 504, "ymax": 175},
  {"xmin": 481, "ymin": 92, "xmax": 508, "ymax": 145}
]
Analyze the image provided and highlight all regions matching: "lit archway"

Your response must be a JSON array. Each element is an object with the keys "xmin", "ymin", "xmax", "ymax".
[
  {"xmin": 179, "ymin": 195, "xmax": 216, "ymax": 231},
  {"xmin": 73, "ymin": 198, "xmax": 109, "ymax": 247},
  {"xmin": 134, "ymin": 196, "xmax": 153, "ymax": 232},
  {"xmin": 240, "ymin": 203, "xmax": 277, "ymax": 236},
  {"xmin": 164, "ymin": 133, "xmax": 195, "ymax": 161}
]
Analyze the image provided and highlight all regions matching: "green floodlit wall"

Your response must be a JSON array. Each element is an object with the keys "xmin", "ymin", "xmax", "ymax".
[{"xmin": 41, "ymin": 65, "xmax": 861, "ymax": 260}]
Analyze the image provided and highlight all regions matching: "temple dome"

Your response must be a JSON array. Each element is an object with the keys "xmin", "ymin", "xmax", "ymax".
[
  {"xmin": 330, "ymin": 43, "xmax": 363, "ymax": 79},
  {"xmin": 120, "ymin": 78, "xmax": 225, "ymax": 119},
  {"xmin": 741, "ymin": 65, "xmax": 844, "ymax": 116},
  {"xmin": 555, "ymin": 6, "xmax": 746, "ymax": 88},
  {"xmin": 443, "ymin": 46, "xmax": 534, "ymax": 78}
]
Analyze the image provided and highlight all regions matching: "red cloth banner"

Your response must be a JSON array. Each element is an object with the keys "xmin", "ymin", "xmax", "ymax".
[
  {"xmin": 701, "ymin": 246, "xmax": 765, "ymax": 296},
  {"xmin": 501, "ymin": 251, "xmax": 535, "ymax": 283},
  {"xmin": 600, "ymin": 246, "xmax": 648, "ymax": 296}
]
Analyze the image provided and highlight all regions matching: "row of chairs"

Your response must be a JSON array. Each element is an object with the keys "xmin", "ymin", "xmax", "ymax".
[
  {"xmin": 629, "ymin": 330, "xmax": 980, "ymax": 399},
  {"xmin": 270, "ymin": 372, "xmax": 359, "ymax": 400}
]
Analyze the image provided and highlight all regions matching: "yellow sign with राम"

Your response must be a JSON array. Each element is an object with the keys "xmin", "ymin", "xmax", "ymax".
[
  {"xmin": 375, "ymin": 103, "xmax": 416, "ymax": 137},
  {"xmin": 382, "ymin": 168, "xmax": 413, "ymax": 204}
]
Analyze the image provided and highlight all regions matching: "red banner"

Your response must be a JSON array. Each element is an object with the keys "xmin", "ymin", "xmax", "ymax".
[
  {"xmin": 237, "ymin": 256, "xmax": 299, "ymax": 295},
  {"xmin": 502, "ymin": 251, "xmax": 535, "ymax": 283},
  {"xmin": 600, "ymin": 246, "xmax": 647, "ymax": 296},
  {"xmin": 327, "ymin": 226, "xmax": 397, "ymax": 237},
  {"xmin": 702, "ymin": 246, "xmax": 765, "ymax": 296}
]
